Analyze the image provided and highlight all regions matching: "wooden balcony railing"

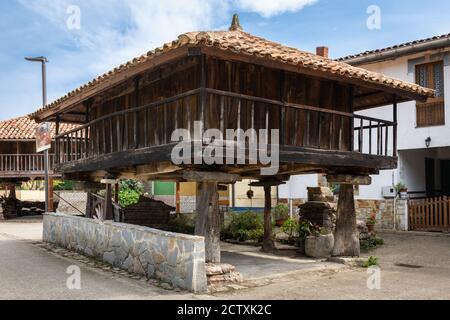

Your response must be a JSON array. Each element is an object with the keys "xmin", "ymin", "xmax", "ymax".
[
  {"xmin": 55, "ymin": 89, "xmax": 397, "ymax": 166},
  {"xmin": 0, "ymin": 154, "xmax": 56, "ymax": 173}
]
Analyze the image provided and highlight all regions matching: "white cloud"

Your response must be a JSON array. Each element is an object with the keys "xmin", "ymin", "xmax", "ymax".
[{"xmin": 236, "ymin": 0, "xmax": 318, "ymax": 18}]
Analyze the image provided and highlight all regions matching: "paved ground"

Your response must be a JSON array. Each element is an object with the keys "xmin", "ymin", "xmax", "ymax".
[{"xmin": 1, "ymin": 219, "xmax": 449, "ymax": 300}]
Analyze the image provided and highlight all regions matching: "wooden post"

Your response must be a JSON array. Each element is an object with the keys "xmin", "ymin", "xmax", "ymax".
[
  {"xmin": 249, "ymin": 179, "xmax": 285, "ymax": 253},
  {"xmin": 114, "ymin": 183, "xmax": 120, "ymax": 203},
  {"xmin": 196, "ymin": 181, "xmax": 221, "ymax": 263},
  {"xmin": 184, "ymin": 171, "xmax": 240, "ymax": 264},
  {"xmin": 262, "ymin": 185, "xmax": 276, "ymax": 253},
  {"xmin": 8, "ymin": 184, "xmax": 16, "ymax": 200},
  {"xmin": 48, "ymin": 178, "xmax": 54, "ymax": 212},
  {"xmin": 176, "ymin": 182, "xmax": 181, "ymax": 214},
  {"xmin": 105, "ymin": 183, "xmax": 113, "ymax": 221},
  {"xmin": 332, "ymin": 184, "xmax": 360, "ymax": 257}
]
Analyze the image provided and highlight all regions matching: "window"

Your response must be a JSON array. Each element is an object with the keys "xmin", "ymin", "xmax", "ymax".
[{"xmin": 415, "ymin": 61, "xmax": 445, "ymax": 127}]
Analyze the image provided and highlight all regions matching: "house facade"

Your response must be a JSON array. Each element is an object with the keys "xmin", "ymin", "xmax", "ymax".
[{"xmin": 281, "ymin": 34, "xmax": 450, "ymax": 231}]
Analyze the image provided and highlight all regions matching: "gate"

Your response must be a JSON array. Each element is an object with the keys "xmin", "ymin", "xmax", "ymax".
[{"xmin": 408, "ymin": 196, "xmax": 450, "ymax": 232}]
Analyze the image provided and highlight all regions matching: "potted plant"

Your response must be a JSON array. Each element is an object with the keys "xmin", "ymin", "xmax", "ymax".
[
  {"xmin": 273, "ymin": 203, "xmax": 290, "ymax": 227},
  {"xmin": 366, "ymin": 213, "xmax": 376, "ymax": 233},
  {"xmin": 395, "ymin": 182, "xmax": 408, "ymax": 198}
]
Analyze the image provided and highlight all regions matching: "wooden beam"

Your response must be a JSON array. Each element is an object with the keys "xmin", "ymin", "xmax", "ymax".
[
  {"xmin": 183, "ymin": 171, "xmax": 240, "ymax": 183},
  {"xmin": 327, "ymin": 174, "xmax": 372, "ymax": 186}
]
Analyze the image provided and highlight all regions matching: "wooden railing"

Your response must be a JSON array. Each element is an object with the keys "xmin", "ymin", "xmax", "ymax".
[
  {"xmin": 0, "ymin": 154, "xmax": 56, "ymax": 173},
  {"xmin": 86, "ymin": 193, "xmax": 123, "ymax": 222},
  {"xmin": 409, "ymin": 196, "xmax": 450, "ymax": 232},
  {"xmin": 55, "ymin": 89, "xmax": 397, "ymax": 165}
]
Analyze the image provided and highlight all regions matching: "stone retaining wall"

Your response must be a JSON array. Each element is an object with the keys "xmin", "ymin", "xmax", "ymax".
[
  {"xmin": 43, "ymin": 213, "xmax": 207, "ymax": 293},
  {"xmin": 356, "ymin": 199, "xmax": 408, "ymax": 231}
]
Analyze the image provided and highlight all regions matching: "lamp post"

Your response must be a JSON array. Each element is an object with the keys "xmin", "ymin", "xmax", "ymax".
[{"xmin": 25, "ymin": 56, "xmax": 51, "ymax": 212}]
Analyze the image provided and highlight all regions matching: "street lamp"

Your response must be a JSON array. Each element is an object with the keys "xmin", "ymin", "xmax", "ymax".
[{"xmin": 25, "ymin": 56, "xmax": 51, "ymax": 212}]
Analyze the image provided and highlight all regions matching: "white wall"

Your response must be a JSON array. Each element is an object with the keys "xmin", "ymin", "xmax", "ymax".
[
  {"xmin": 359, "ymin": 50, "xmax": 450, "ymax": 151},
  {"xmin": 278, "ymin": 174, "xmax": 318, "ymax": 200}
]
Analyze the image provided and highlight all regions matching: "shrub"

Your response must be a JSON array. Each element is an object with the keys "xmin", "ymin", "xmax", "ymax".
[
  {"xmin": 118, "ymin": 179, "xmax": 144, "ymax": 207},
  {"xmin": 119, "ymin": 189, "xmax": 141, "ymax": 207},
  {"xmin": 281, "ymin": 218, "xmax": 299, "ymax": 240},
  {"xmin": 362, "ymin": 256, "xmax": 379, "ymax": 268},
  {"xmin": 273, "ymin": 203, "xmax": 290, "ymax": 221},
  {"xmin": 53, "ymin": 180, "xmax": 76, "ymax": 191},
  {"xmin": 227, "ymin": 211, "xmax": 264, "ymax": 242},
  {"xmin": 361, "ymin": 236, "xmax": 384, "ymax": 252},
  {"xmin": 167, "ymin": 214, "xmax": 196, "ymax": 235}
]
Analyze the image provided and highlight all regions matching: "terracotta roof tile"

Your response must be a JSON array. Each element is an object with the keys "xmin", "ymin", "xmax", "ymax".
[
  {"xmin": 0, "ymin": 116, "xmax": 77, "ymax": 140},
  {"xmin": 29, "ymin": 27, "xmax": 435, "ymax": 119},
  {"xmin": 338, "ymin": 33, "xmax": 450, "ymax": 62}
]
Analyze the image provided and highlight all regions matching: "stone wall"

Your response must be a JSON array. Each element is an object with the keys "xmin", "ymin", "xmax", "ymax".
[
  {"xmin": 356, "ymin": 199, "xmax": 408, "ymax": 231},
  {"xmin": 43, "ymin": 213, "xmax": 207, "ymax": 293}
]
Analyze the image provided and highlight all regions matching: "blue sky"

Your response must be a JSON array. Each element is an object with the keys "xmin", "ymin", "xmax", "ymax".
[{"xmin": 1, "ymin": 0, "xmax": 450, "ymax": 120}]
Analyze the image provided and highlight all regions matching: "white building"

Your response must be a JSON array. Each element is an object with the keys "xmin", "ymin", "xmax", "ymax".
[{"xmin": 281, "ymin": 34, "xmax": 450, "ymax": 220}]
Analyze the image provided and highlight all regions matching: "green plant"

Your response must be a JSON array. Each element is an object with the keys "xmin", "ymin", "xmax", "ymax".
[
  {"xmin": 119, "ymin": 189, "xmax": 141, "ymax": 207},
  {"xmin": 362, "ymin": 256, "xmax": 379, "ymax": 268},
  {"xmin": 118, "ymin": 179, "xmax": 145, "ymax": 207},
  {"xmin": 361, "ymin": 236, "xmax": 384, "ymax": 252},
  {"xmin": 281, "ymin": 218, "xmax": 299, "ymax": 240},
  {"xmin": 273, "ymin": 204, "xmax": 290, "ymax": 221},
  {"xmin": 227, "ymin": 211, "xmax": 264, "ymax": 242},
  {"xmin": 298, "ymin": 219, "xmax": 314, "ymax": 239},
  {"xmin": 168, "ymin": 214, "xmax": 196, "ymax": 235},
  {"xmin": 53, "ymin": 180, "xmax": 76, "ymax": 191},
  {"xmin": 366, "ymin": 213, "xmax": 377, "ymax": 226},
  {"xmin": 395, "ymin": 182, "xmax": 407, "ymax": 192}
]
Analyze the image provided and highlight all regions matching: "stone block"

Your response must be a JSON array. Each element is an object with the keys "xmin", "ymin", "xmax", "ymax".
[{"xmin": 305, "ymin": 234, "xmax": 335, "ymax": 259}]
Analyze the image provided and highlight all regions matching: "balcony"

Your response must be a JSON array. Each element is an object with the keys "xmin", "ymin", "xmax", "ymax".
[
  {"xmin": 0, "ymin": 154, "xmax": 57, "ymax": 179},
  {"xmin": 54, "ymin": 89, "xmax": 397, "ymax": 178}
]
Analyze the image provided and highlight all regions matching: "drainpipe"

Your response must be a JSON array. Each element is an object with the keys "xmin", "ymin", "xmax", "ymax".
[{"xmin": 392, "ymin": 172, "xmax": 397, "ymax": 231}]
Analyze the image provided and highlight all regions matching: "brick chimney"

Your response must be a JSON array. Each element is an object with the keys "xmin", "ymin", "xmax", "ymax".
[{"xmin": 316, "ymin": 46, "xmax": 329, "ymax": 58}]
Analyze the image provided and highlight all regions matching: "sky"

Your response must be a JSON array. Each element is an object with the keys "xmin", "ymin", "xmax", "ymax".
[{"xmin": 1, "ymin": 0, "xmax": 450, "ymax": 120}]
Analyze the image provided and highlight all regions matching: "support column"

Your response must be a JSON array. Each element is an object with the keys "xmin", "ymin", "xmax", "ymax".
[
  {"xmin": 184, "ymin": 171, "xmax": 240, "ymax": 264},
  {"xmin": 8, "ymin": 184, "xmax": 16, "ymax": 200},
  {"xmin": 250, "ymin": 179, "xmax": 285, "ymax": 253},
  {"xmin": 196, "ymin": 181, "xmax": 220, "ymax": 263},
  {"xmin": 333, "ymin": 184, "xmax": 360, "ymax": 257},
  {"xmin": 104, "ymin": 183, "xmax": 113, "ymax": 221},
  {"xmin": 48, "ymin": 178, "xmax": 54, "ymax": 212},
  {"xmin": 328, "ymin": 174, "xmax": 371, "ymax": 257},
  {"xmin": 263, "ymin": 185, "xmax": 276, "ymax": 253}
]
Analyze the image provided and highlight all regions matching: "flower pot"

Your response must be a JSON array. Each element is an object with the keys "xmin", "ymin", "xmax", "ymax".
[
  {"xmin": 366, "ymin": 224, "xmax": 375, "ymax": 233},
  {"xmin": 276, "ymin": 218, "xmax": 287, "ymax": 227}
]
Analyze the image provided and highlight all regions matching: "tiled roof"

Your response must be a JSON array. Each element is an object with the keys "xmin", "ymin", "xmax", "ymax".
[
  {"xmin": 29, "ymin": 19, "xmax": 435, "ymax": 119},
  {"xmin": 0, "ymin": 116, "xmax": 77, "ymax": 140},
  {"xmin": 338, "ymin": 33, "xmax": 450, "ymax": 62}
]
